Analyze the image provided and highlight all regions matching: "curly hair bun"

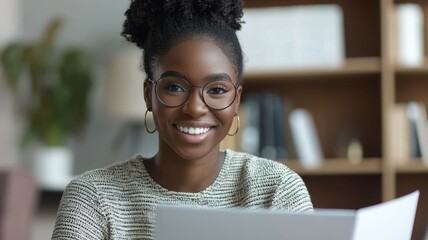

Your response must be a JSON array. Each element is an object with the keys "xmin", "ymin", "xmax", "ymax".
[{"xmin": 122, "ymin": 0, "xmax": 244, "ymax": 49}]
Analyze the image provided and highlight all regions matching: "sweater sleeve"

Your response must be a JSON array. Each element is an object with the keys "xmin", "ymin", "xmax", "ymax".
[
  {"xmin": 51, "ymin": 177, "xmax": 108, "ymax": 240},
  {"xmin": 271, "ymin": 169, "xmax": 314, "ymax": 213}
]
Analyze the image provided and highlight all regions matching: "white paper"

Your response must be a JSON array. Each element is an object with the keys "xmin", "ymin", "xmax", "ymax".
[{"xmin": 353, "ymin": 191, "xmax": 419, "ymax": 240}]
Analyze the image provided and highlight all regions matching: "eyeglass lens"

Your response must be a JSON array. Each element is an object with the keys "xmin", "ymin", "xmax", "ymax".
[{"xmin": 154, "ymin": 77, "xmax": 236, "ymax": 109}]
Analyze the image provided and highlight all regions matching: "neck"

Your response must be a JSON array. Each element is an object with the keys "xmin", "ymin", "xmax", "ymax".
[{"xmin": 144, "ymin": 142, "xmax": 225, "ymax": 193}]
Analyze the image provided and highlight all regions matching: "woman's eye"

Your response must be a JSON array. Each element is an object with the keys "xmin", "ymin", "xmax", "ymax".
[
  {"xmin": 165, "ymin": 84, "xmax": 185, "ymax": 92},
  {"xmin": 207, "ymin": 86, "xmax": 228, "ymax": 94}
]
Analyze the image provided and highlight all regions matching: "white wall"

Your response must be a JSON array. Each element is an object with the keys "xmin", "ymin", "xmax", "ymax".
[
  {"xmin": 18, "ymin": 0, "xmax": 158, "ymax": 174},
  {"xmin": 0, "ymin": 0, "xmax": 22, "ymax": 167}
]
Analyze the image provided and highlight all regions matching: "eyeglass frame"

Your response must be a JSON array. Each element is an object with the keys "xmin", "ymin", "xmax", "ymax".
[{"xmin": 147, "ymin": 75, "xmax": 240, "ymax": 111}]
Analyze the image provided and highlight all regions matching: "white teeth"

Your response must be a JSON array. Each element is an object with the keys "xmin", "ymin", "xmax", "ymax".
[{"xmin": 176, "ymin": 125, "xmax": 210, "ymax": 135}]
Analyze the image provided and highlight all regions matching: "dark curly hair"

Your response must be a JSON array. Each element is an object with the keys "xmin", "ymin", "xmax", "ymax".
[{"xmin": 121, "ymin": 0, "xmax": 245, "ymax": 85}]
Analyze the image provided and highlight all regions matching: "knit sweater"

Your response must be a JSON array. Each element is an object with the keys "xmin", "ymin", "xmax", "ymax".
[{"xmin": 51, "ymin": 149, "xmax": 313, "ymax": 240}]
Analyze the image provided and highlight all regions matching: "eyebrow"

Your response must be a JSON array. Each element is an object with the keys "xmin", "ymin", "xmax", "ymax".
[
  {"xmin": 160, "ymin": 71, "xmax": 187, "ymax": 79},
  {"xmin": 205, "ymin": 73, "xmax": 232, "ymax": 82},
  {"xmin": 160, "ymin": 71, "xmax": 232, "ymax": 83}
]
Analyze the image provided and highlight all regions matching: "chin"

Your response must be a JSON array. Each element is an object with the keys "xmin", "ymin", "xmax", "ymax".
[{"xmin": 173, "ymin": 145, "xmax": 217, "ymax": 161}]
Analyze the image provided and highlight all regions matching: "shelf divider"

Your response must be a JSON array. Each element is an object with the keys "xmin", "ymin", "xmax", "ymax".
[
  {"xmin": 243, "ymin": 57, "xmax": 381, "ymax": 80},
  {"xmin": 282, "ymin": 158, "xmax": 382, "ymax": 176},
  {"xmin": 396, "ymin": 160, "xmax": 428, "ymax": 173}
]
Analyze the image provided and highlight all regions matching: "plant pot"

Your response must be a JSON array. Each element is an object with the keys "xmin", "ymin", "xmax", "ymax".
[{"xmin": 33, "ymin": 146, "xmax": 74, "ymax": 190}]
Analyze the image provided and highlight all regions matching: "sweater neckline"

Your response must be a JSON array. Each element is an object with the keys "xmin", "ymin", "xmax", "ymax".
[{"xmin": 137, "ymin": 149, "xmax": 233, "ymax": 196}]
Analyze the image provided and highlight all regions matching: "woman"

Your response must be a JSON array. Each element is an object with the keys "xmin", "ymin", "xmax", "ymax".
[{"xmin": 52, "ymin": 0, "xmax": 313, "ymax": 239}]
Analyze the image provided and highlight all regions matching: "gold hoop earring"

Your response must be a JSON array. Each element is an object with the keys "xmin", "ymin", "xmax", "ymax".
[
  {"xmin": 144, "ymin": 109, "xmax": 156, "ymax": 133},
  {"xmin": 228, "ymin": 113, "xmax": 240, "ymax": 136}
]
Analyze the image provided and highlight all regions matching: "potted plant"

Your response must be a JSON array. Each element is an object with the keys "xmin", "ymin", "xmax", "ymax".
[{"xmin": 0, "ymin": 19, "xmax": 93, "ymax": 189}]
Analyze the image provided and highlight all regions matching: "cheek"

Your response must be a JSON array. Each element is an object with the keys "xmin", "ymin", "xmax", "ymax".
[
  {"xmin": 218, "ymin": 108, "xmax": 237, "ymax": 129},
  {"xmin": 151, "ymin": 102, "xmax": 171, "ymax": 129}
]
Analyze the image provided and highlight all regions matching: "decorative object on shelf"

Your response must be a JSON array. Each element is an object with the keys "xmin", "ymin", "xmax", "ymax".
[
  {"xmin": 238, "ymin": 4, "xmax": 344, "ymax": 71},
  {"xmin": 0, "ymin": 18, "xmax": 94, "ymax": 189},
  {"xmin": 347, "ymin": 138, "xmax": 363, "ymax": 165},
  {"xmin": 395, "ymin": 4, "xmax": 424, "ymax": 67}
]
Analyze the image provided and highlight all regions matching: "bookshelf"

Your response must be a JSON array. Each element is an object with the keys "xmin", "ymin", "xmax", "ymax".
[{"xmin": 237, "ymin": 0, "xmax": 428, "ymax": 239}]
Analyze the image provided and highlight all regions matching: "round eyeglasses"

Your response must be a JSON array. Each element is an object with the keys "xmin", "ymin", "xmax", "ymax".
[{"xmin": 149, "ymin": 76, "xmax": 238, "ymax": 110}]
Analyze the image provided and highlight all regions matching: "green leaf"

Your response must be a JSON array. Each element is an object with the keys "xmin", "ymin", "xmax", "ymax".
[
  {"xmin": 40, "ymin": 18, "xmax": 64, "ymax": 47},
  {"xmin": 0, "ymin": 43, "xmax": 26, "ymax": 89}
]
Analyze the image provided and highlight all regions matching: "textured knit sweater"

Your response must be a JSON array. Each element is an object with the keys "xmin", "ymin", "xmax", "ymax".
[{"xmin": 51, "ymin": 149, "xmax": 313, "ymax": 240}]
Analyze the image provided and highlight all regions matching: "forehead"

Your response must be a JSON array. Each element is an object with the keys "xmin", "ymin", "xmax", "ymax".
[{"xmin": 155, "ymin": 38, "xmax": 237, "ymax": 84}]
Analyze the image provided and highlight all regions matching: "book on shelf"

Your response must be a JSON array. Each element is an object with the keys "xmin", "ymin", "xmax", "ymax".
[
  {"xmin": 239, "ymin": 93, "xmax": 261, "ymax": 156},
  {"xmin": 389, "ymin": 102, "xmax": 428, "ymax": 165},
  {"xmin": 238, "ymin": 93, "xmax": 324, "ymax": 167},
  {"xmin": 236, "ymin": 93, "xmax": 325, "ymax": 167},
  {"xmin": 259, "ymin": 93, "xmax": 289, "ymax": 160},
  {"xmin": 389, "ymin": 104, "xmax": 411, "ymax": 165},
  {"xmin": 289, "ymin": 109, "xmax": 323, "ymax": 168},
  {"xmin": 407, "ymin": 102, "xmax": 428, "ymax": 164},
  {"xmin": 239, "ymin": 92, "xmax": 291, "ymax": 161}
]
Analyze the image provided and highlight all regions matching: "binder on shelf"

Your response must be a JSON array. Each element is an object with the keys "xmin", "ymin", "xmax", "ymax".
[
  {"xmin": 260, "ymin": 93, "xmax": 278, "ymax": 159},
  {"xmin": 272, "ymin": 94, "xmax": 289, "ymax": 159},
  {"xmin": 289, "ymin": 109, "xmax": 323, "ymax": 168}
]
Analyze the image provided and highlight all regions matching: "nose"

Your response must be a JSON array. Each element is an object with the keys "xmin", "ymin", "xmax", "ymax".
[{"xmin": 181, "ymin": 87, "xmax": 209, "ymax": 117}]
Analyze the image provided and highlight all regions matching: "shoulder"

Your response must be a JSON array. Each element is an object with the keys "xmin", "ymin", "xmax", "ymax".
[
  {"xmin": 65, "ymin": 155, "xmax": 143, "ymax": 195},
  {"xmin": 74, "ymin": 155, "xmax": 143, "ymax": 183},
  {"xmin": 226, "ymin": 149, "xmax": 313, "ymax": 212},
  {"xmin": 226, "ymin": 149, "xmax": 298, "ymax": 182}
]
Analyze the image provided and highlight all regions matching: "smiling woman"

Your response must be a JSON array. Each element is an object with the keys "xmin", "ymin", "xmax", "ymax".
[{"xmin": 51, "ymin": 0, "xmax": 313, "ymax": 239}]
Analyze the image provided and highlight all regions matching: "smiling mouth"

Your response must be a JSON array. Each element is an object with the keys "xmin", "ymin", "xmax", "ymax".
[{"xmin": 175, "ymin": 125, "xmax": 211, "ymax": 135}]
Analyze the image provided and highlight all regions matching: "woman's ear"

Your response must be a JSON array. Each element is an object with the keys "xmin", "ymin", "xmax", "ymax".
[
  {"xmin": 234, "ymin": 85, "xmax": 243, "ymax": 113},
  {"xmin": 144, "ymin": 79, "xmax": 153, "ymax": 110}
]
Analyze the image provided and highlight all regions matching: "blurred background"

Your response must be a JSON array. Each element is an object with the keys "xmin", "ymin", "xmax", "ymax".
[
  {"xmin": 0, "ymin": 0, "xmax": 158, "ymax": 239},
  {"xmin": 1, "ymin": 0, "xmax": 428, "ymax": 239}
]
